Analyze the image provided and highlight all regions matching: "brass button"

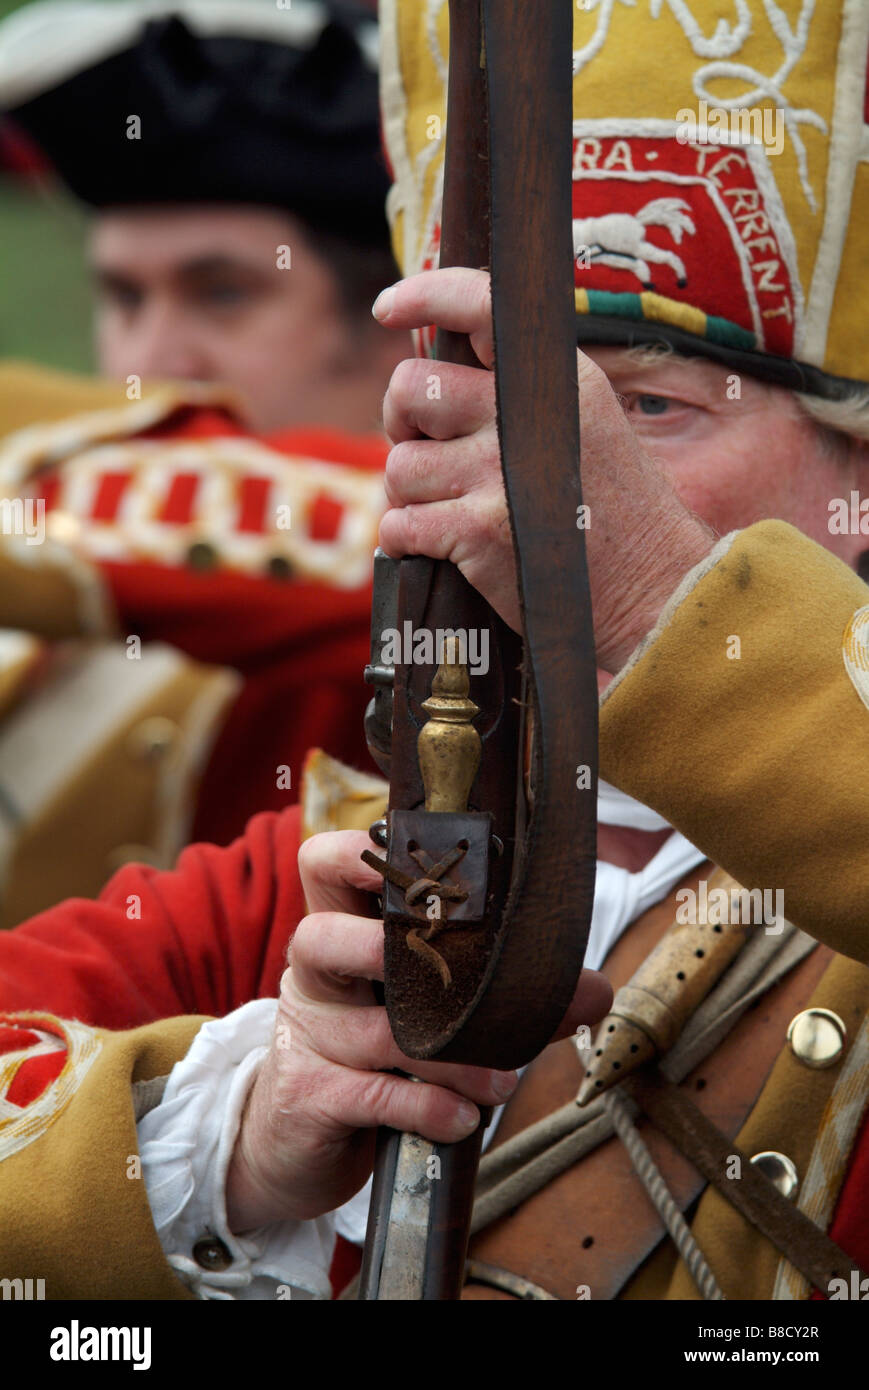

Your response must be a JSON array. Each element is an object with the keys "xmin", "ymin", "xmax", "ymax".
[
  {"xmin": 126, "ymin": 716, "xmax": 179, "ymax": 762},
  {"xmin": 105, "ymin": 844, "xmax": 162, "ymax": 873},
  {"xmin": 186, "ymin": 541, "xmax": 218, "ymax": 571},
  {"xmin": 750, "ymin": 1151, "xmax": 799, "ymax": 1200},
  {"xmin": 192, "ymin": 1236, "xmax": 232, "ymax": 1272},
  {"xmin": 266, "ymin": 554, "xmax": 294, "ymax": 581},
  {"xmin": 787, "ymin": 1008, "xmax": 846, "ymax": 1069}
]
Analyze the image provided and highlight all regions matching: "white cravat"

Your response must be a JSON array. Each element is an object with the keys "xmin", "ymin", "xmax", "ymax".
[{"xmin": 585, "ymin": 779, "xmax": 706, "ymax": 970}]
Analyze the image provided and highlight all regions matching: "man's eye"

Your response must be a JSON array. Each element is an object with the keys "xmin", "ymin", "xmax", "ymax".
[
  {"xmin": 635, "ymin": 394, "xmax": 671, "ymax": 416},
  {"xmin": 100, "ymin": 284, "xmax": 143, "ymax": 311},
  {"xmin": 196, "ymin": 283, "xmax": 252, "ymax": 307}
]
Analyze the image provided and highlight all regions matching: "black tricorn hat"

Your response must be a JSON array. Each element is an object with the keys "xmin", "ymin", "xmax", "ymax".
[{"xmin": 0, "ymin": 0, "xmax": 390, "ymax": 249}]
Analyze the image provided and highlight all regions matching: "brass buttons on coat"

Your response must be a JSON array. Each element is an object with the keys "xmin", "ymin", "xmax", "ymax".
[
  {"xmin": 266, "ymin": 555, "xmax": 293, "ymax": 581},
  {"xmin": 192, "ymin": 1236, "xmax": 232, "ymax": 1272},
  {"xmin": 186, "ymin": 541, "xmax": 218, "ymax": 570},
  {"xmin": 749, "ymin": 1151, "xmax": 799, "ymax": 1200},
  {"xmin": 786, "ymin": 1008, "xmax": 846, "ymax": 1068}
]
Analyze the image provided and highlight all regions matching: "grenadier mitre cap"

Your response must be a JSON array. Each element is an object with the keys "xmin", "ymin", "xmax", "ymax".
[{"xmin": 380, "ymin": 0, "xmax": 869, "ymax": 398}]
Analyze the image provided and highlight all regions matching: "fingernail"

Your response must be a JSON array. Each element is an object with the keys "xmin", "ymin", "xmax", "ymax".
[
  {"xmin": 491, "ymin": 1070, "xmax": 519, "ymax": 1102},
  {"xmin": 372, "ymin": 284, "xmax": 397, "ymax": 321},
  {"xmin": 455, "ymin": 1101, "xmax": 480, "ymax": 1133}
]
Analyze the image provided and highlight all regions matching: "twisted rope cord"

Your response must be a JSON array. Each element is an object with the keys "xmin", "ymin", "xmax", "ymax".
[{"xmin": 603, "ymin": 1087, "xmax": 724, "ymax": 1301}]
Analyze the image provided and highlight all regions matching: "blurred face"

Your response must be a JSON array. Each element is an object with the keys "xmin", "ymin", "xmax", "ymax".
[
  {"xmin": 585, "ymin": 347, "xmax": 868, "ymax": 571},
  {"xmin": 90, "ymin": 205, "xmax": 388, "ymax": 433}
]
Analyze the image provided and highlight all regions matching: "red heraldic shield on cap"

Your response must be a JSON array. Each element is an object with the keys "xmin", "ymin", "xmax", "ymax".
[
  {"xmin": 382, "ymin": 0, "xmax": 869, "ymax": 394},
  {"xmin": 569, "ymin": 126, "xmax": 800, "ymax": 359},
  {"xmin": 412, "ymin": 128, "xmax": 801, "ymax": 363}
]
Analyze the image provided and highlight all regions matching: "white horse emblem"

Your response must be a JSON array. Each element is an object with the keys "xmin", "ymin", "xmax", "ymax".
[{"xmin": 573, "ymin": 197, "xmax": 696, "ymax": 290}]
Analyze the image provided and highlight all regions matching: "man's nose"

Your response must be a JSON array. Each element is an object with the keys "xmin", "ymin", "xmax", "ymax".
[{"xmin": 117, "ymin": 301, "xmax": 214, "ymax": 383}]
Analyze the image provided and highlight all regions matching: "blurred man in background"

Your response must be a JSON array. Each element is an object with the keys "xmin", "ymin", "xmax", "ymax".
[
  {"xmin": 0, "ymin": 0, "xmax": 402, "ymax": 431},
  {"xmin": 0, "ymin": 1, "xmax": 401, "ymax": 926}
]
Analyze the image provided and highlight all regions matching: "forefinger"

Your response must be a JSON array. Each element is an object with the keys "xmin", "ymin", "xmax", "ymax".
[
  {"xmin": 298, "ymin": 830, "xmax": 383, "ymax": 918},
  {"xmin": 373, "ymin": 268, "xmax": 494, "ymax": 366},
  {"xmin": 289, "ymin": 910, "xmax": 384, "ymax": 1005}
]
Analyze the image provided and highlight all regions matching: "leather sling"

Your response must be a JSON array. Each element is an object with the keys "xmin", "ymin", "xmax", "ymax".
[{"xmin": 624, "ymin": 1069, "xmax": 868, "ymax": 1292}]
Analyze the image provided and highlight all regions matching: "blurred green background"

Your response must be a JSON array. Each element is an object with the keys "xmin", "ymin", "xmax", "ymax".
[
  {"xmin": 0, "ymin": 177, "xmax": 93, "ymax": 373},
  {"xmin": 0, "ymin": 0, "xmax": 103, "ymax": 374}
]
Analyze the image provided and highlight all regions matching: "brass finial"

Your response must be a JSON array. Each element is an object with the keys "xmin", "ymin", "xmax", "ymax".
[{"xmin": 417, "ymin": 636, "xmax": 481, "ymax": 813}]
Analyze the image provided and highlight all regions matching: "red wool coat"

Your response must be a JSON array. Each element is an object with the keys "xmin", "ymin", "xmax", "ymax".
[{"xmin": 23, "ymin": 403, "xmax": 386, "ymax": 847}]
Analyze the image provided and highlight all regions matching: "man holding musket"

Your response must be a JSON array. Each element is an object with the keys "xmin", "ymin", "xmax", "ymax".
[{"xmin": 0, "ymin": 0, "xmax": 867, "ymax": 1302}]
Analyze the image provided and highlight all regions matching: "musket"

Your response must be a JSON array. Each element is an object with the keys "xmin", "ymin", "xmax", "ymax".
[{"xmin": 359, "ymin": 0, "xmax": 597, "ymax": 1300}]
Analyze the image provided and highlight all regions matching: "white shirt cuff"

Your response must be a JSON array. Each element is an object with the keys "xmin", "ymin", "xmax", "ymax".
[{"xmin": 137, "ymin": 998, "xmax": 336, "ymax": 1300}]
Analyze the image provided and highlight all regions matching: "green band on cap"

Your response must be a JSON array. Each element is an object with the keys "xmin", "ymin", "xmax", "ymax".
[
  {"xmin": 577, "ymin": 289, "xmax": 756, "ymax": 353},
  {"xmin": 703, "ymin": 314, "xmax": 757, "ymax": 351}
]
